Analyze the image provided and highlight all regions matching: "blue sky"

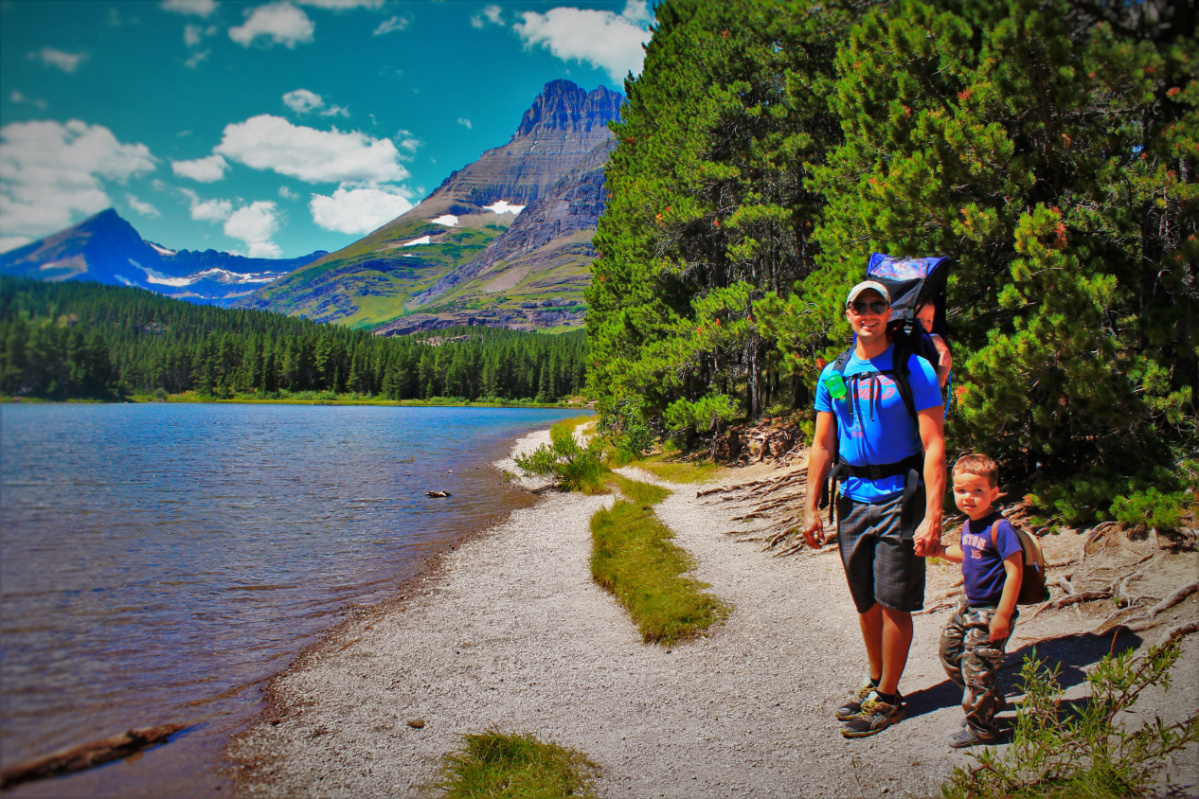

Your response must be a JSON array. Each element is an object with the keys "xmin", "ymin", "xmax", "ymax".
[{"xmin": 0, "ymin": 0, "xmax": 653, "ymax": 258}]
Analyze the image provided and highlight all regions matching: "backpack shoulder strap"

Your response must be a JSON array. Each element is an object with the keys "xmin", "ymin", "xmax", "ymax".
[
  {"xmin": 832, "ymin": 348, "xmax": 852, "ymax": 374},
  {"xmin": 888, "ymin": 336, "xmax": 918, "ymax": 421}
]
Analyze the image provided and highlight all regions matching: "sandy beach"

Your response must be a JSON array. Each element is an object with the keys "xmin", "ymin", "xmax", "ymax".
[{"xmin": 228, "ymin": 428, "xmax": 1199, "ymax": 798}]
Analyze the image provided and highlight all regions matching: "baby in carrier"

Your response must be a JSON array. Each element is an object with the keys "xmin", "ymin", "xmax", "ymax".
[{"xmin": 916, "ymin": 302, "xmax": 952, "ymax": 388}]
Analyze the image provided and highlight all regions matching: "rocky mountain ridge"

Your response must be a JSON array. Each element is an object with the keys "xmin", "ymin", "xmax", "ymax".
[
  {"xmin": 239, "ymin": 79, "xmax": 622, "ymax": 331},
  {"xmin": 0, "ymin": 209, "xmax": 326, "ymax": 306}
]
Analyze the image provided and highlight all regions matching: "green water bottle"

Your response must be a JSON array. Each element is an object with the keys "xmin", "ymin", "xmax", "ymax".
[{"xmin": 824, "ymin": 372, "xmax": 848, "ymax": 401}]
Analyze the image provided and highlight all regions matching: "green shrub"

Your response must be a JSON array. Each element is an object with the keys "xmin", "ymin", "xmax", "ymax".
[
  {"xmin": 939, "ymin": 638, "xmax": 1199, "ymax": 799},
  {"xmin": 596, "ymin": 399, "xmax": 656, "ymax": 461},
  {"xmin": 513, "ymin": 426, "xmax": 607, "ymax": 493},
  {"xmin": 1027, "ymin": 462, "xmax": 1197, "ymax": 531},
  {"xmin": 1110, "ymin": 488, "xmax": 1193, "ymax": 533},
  {"xmin": 439, "ymin": 730, "xmax": 597, "ymax": 799}
]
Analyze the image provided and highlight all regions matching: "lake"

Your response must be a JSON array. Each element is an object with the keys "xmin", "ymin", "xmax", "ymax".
[{"xmin": 0, "ymin": 403, "xmax": 586, "ymax": 797}]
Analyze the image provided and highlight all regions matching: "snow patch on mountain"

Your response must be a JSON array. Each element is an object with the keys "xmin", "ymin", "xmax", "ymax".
[{"xmin": 483, "ymin": 201, "xmax": 525, "ymax": 215}]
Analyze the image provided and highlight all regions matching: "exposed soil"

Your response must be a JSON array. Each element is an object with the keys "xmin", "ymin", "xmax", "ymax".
[{"xmin": 227, "ymin": 433, "xmax": 1199, "ymax": 798}]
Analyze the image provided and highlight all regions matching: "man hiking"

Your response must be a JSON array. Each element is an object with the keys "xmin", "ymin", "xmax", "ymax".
[{"xmin": 803, "ymin": 280, "xmax": 946, "ymax": 737}]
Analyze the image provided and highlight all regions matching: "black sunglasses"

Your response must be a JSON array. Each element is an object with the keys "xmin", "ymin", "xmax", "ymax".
[{"xmin": 849, "ymin": 300, "xmax": 889, "ymax": 315}]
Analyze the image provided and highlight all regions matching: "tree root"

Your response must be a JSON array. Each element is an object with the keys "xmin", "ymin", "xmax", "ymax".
[
  {"xmin": 1118, "ymin": 580, "xmax": 1199, "ymax": 632},
  {"xmin": 1164, "ymin": 619, "xmax": 1199, "ymax": 642},
  {"xmin": 1026, "ymin": 589, "xmax": 1115, "ymax": 621}
]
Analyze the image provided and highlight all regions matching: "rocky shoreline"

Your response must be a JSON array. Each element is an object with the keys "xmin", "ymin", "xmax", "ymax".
[{"xmin": 226, "ymin": 430, "xmax": 1199, "ymax": 798}]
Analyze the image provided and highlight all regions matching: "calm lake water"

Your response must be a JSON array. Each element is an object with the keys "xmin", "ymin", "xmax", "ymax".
[{"xmin": 0, "ymin": 403, "xmax": 586, "ymax": 797}]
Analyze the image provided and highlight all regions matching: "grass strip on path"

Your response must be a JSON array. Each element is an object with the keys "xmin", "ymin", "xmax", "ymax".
[
  {"xmin": 590, "ymin": 475, "xmax": 729, "ymax": 645},
  {"xmin": 627, "ymin": 453, "xmax": 725, "ymax": 485},
  {"xmin": 439, "ymin": 731, "xmax": 597, "ymax": 799}
]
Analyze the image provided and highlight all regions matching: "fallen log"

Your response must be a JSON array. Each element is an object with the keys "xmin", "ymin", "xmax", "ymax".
[{"xmin": 0, "ymin": 723, "xmax": 186, "ymax": 789}]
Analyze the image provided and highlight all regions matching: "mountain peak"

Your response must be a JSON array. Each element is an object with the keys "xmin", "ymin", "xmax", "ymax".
[{"xmin": 514, "ymin": 80, "xmax": 623, "ymax": 139}]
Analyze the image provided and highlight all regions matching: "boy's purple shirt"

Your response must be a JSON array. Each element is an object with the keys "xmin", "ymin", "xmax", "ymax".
[{"xmin": 960, "ymin": 510, "xmax": 1021, "ymax": 607}]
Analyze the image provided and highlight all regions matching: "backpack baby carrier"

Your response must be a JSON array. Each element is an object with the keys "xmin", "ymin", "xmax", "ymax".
[{"xmin": 822, "ymin": 253, "xmax": 952, "ymax": 525}]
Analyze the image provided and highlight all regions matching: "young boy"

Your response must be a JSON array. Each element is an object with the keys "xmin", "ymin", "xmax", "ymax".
[{"xmin": 927, "ymin": 454, "xmax": 1023, "ymax": 747}]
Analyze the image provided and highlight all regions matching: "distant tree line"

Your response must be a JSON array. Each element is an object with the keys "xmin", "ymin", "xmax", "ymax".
[{"xmin": 0, "ymin": 278, "xmax": 587, "ymax": 403}]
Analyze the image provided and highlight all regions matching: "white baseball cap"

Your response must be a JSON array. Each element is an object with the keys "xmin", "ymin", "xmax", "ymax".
[{"xmin": 846, "ymin": 280, "xmax": 891, "ymax": 306}]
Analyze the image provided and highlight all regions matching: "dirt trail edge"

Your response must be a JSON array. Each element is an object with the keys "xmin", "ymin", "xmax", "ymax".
[{"xmin": 228, "ymin": 433, "xmax": 1199, "ymax": 798}]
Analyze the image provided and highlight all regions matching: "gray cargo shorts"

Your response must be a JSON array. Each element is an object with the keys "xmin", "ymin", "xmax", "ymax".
[{"xmin": 835, "ymin": 490, "xmax": 926, "ymax": 613}]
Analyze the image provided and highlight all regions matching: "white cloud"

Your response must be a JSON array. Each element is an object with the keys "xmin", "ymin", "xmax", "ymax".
[
  {"xmin": 279, "ymin": 185, "xmax": 299, "ymax": 200},
  {"xmin": 283, "ymin": 88, "xmax": 324, "ymax": 114},
  {"xmin": 281, "ymin": 89, "xmax": 349, "ymax": 117},
  {"xmin": 215, "ymin": 115, "xmax": 409, "ymax": 184},
  {"xmin": 309, "ymin": 186, "xmax": 412, "ymax": 234},
  {"xmin": 0, "ymin": 119, "xmax": 157, "ymax": 237},
  {"xmin": 196, "ymin": 200, "xmax": 234, "ymax": 222},
  {"xmin": 184, "ymin": 23, "xmax": 217, "ymax": 47},
  {"xmin": 179, "ymin": 188, "xmax": 234, "ymax": 221},
  {"xmin": 513, "ymin": 5, "xmax": 651, "ymax": 82},
  {"xmin": 29, "ymin": 47, "xmax": 88, "ymax": 73},
  {"xmin": 126, "ymin": 194, "xmax": 160, "ymax": 217},
  {"xmin": 229, "ymin": 2, "xmax": 314, "ymax": 49},
  {"xmin": 621, "ymin": 0, "xmax": 653, "ymax": 25},
  {"xmin": 224, "ymin": 201, "xmax": 281, "ymax": 257},
  {"xmin": 172, "ymin": 153, "xmax": 229, "ymax": 182},
  {"xmin": 457, "ymin": 118, "xmax": 472, "ymax": 130},
  {"xmin": 9, "ymin": 90, "xmax": 47, "ymax": 110},
  {"xmin": 393, "ymin": 129, "xmax": 419, "ymax": 156},
  {"xmin": 373, "ymin": 14, "xmax": 410, "ymax": 35},
  {"xmin": 472, "ymin": 4, "xmax": 503, "ymax": 28},
  {"xmin": 161, "ymin": 0, "xmax": 219, "ymax": 17},
  {"xmin": 0, "ymin": 236, "xmax": 34, "ymax": 254},
  {"xmin": 185, "ymin": 50, "xmax": 211, "ymax": 68}
]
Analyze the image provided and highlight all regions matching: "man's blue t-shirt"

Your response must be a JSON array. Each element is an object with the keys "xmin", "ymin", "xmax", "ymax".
[
  {"xmin": 960, "ymin": 511, "xmax": 1023, "ymax": 606},
  {"xmin": 814, "ymin": 345, "xmax": 941, "ymax": 502}
]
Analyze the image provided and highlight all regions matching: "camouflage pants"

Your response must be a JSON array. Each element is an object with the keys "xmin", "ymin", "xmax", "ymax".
[{"xmin": 938, "ymin": 600, "xmax": 1016, "ymax": 736}]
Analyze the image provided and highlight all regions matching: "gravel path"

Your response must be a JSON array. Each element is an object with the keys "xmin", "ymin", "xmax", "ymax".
[{"xmin": 228, "ymin": 430, "xmax": 1198, "ymax": 798}]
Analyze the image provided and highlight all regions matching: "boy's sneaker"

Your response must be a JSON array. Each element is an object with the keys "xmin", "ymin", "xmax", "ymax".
[
  {"xmin": 834, "ymin": 679, "xmax": 878, "ymax": 721},
  {"xmin": 948, "ymin": 727, "xmax": 999, "ymax": 748},
  {"xmin": 840, "ymin": 691, "xmax": 905, "ymax": 738}
]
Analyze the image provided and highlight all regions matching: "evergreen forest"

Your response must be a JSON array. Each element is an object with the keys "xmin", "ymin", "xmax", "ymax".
[
  {"xmin": 586, "ymin": 0, "xmax": 1197, "ymax": 522},
  {"xmin": 0, "ymin": 278, "xmax": 587, "ymax": 404}
]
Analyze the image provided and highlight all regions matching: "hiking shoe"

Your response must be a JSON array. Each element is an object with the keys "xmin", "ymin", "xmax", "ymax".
[
  {"xmin": 840, "ymin": 691, "xmax": 905, "ymax": 738},
  {"xmin": 834, "ymin": 679, "xmax": 878, "ymax": 721},
  {"xmin": 948, "ymin": 727, "xmax": 999, "ymax": 748}
]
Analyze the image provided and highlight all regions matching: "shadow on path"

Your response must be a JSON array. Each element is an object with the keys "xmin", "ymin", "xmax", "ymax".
[{"xmin": 904, "ymin": 628, "xmax": 1144, "ymax": 721}]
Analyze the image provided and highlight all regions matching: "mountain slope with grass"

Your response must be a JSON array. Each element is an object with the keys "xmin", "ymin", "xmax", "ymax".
[{"xmin": 239, "ymin": 80, "xmax": 622, "ymax": 331}]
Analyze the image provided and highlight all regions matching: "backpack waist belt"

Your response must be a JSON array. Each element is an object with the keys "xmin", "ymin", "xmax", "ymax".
[{"xmin": 832, "ymin": 453, "xmax": 923, "ymax": 483}]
